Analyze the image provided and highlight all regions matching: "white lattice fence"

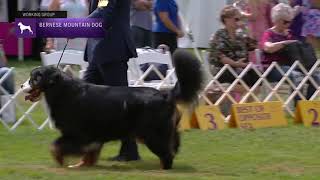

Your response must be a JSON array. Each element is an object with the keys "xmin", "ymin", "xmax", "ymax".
[
  {"xmin": 1, "ymin": 58, "xmax": 319, "ymax": 131},
  {"xmin": 199, "ymin": 60, "xmax": 320, "ymax": 121}
]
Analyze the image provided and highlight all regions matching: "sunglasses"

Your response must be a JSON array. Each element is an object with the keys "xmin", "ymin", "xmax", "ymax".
[
  {"xmin": 234, "ymin": 17, "xmax": 241, "ymax": 22},
  {"xmin": 282, "ymin": 20, "xmax": 292, "ymax": 25}
]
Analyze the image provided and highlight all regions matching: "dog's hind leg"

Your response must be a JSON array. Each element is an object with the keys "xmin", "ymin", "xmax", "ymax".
[{"xmin": 144, "ymin": 137, "xmax": 174, "ymax": 170}]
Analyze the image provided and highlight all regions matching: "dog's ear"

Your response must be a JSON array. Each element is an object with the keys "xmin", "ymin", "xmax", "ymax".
[
  {"xmin": 30, "ymin": 67, "xmax": 44, "ymax": 86},
  {"xmin": 49, "ymin": 72, "xmax": 62, "ymax": 85}
]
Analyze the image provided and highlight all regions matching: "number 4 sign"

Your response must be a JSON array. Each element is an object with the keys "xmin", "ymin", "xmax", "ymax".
[
  {"xmin": 295, "ymin": 100, "xmax": 320, "ymax": 127},
  {"xmin": 195, "ymin": 105, "xmax": 225, "ymax": 130}
]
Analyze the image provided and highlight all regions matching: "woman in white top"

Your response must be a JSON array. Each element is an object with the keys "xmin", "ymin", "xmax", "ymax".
[{"xmin": 46, "ymin": 0, "xmax": 89, "ymax": 51}]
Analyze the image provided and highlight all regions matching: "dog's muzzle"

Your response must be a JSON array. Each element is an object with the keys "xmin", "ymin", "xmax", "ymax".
[{"xmin": 21, "ymin": 81, "xmax": 42, "ymax": 102}]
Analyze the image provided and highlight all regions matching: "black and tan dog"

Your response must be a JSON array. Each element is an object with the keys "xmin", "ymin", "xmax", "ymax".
[{"xmin": 22, "ymin": 49, "xmax": 203, "ymax": 169}]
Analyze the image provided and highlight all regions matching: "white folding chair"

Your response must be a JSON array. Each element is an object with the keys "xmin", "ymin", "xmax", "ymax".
[
  {"xmin": 128, "ymin": 48, "xmax": 177, "ymax": 90},
  {"xmin": 41, "ymin": 50, "xmax": 88, "ymax": 78}
]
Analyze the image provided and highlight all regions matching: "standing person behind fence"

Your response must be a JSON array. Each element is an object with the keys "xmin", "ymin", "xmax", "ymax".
[
  {"xmin": 238, "ymin": 0, "xmax": 275, "ymax": 63},
  {"xmin": 301, "ymin": 0, "xmax": 320, "ymax": 51},
  {"xmin": 208, "ymin": 5, "xmax": 259, "ymax": 90},
  {"xmin": 45, "ymin": 0, "xmax": 89, "ymax": 52},
  {"xmin": 0, "ymin": 40, "xmax": 14, "ymax": 95},
  {"xmin": 261, "ymin": 3, "xmax": 320, "ymax": 102},
  {"xmin": 288, "ymin": 0, "xmax": 305, "ymax": 41},
  {"xmin": 131, "ymin": 0, "xmax": 153, "ymax": 48},
  {"xmin": 241, "ymin": 0, "xmax": 274, "ymax": 42},
  {"xmin": 84, "ymin": 0, "xmax": 139, "ymax": 162},
  {"xmin": 152, "ymin": 0, "xmax": 184, "ymax": 54}
]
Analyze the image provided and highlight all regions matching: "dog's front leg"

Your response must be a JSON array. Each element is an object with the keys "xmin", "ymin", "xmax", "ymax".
[
  {"xmin": 51, "ymin": 136, "xmax": 79, "ymax": 166},
  {"xmin": 68, "ymin": 143, "xmax": 103, "ymax": 168},
  {"xmin": 50, "ymin": 143, "xmax": 64, "ymax": 166}
]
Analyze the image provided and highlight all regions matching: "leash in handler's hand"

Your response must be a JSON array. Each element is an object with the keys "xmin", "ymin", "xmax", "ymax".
[{"xmin": 57, "ymin": 39, "xmax": 69, "ymax": 68}]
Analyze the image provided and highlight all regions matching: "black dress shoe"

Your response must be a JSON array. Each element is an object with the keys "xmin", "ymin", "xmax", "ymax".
[{"xmin": 107, "ymin": 155, "xmax": 141, "ymax": 162}]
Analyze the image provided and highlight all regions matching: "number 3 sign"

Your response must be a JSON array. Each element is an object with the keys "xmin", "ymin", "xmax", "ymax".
[
  {"xmin": 295, "ymin": 100, "xmax": 320, "ymax": 127},
  {"xmin": 195, "ymin": 106, "xmax": 225, "ymax": 130}
]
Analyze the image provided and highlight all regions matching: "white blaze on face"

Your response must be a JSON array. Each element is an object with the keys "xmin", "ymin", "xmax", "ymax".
[{"xmin": 21, "ymin": 80, "xmax": 32, "ymax": 94}]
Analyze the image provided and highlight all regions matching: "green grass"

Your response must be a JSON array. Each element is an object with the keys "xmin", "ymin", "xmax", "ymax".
[{"xmin": 2, "ymin": 125, "xmax": 320, "ymax": 179}]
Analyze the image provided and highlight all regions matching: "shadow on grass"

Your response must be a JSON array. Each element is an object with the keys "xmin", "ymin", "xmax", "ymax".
[{"xmin": 60, "ymin": 159, "xmax": 197, "ymax": 174}]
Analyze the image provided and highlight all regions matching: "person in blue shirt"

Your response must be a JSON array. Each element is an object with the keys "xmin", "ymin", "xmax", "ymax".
[{"xmin": 153, "ymin": 0, "xmax": 184, "ymax": 53}]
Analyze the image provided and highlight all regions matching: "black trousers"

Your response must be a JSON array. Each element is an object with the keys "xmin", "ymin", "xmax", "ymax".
[
  {"xmin": 153, "ymin": 32, "xmax": 177, "ymax": 54},
  {"xmin": 131, "ymin": 26, "xmax": 152, "ymax": 48},
  {"xmin": 83, "ymin": 60, "xmax": 139, "ymax": 158},
  {"xmin": 218, "ymin": 69, "xmax": 259, "ymax": 87}
]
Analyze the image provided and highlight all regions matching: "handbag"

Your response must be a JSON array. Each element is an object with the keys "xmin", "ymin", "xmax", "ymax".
[{"xmin": 280, "ymin": 41, "xmax": 317, "ymax": 70}]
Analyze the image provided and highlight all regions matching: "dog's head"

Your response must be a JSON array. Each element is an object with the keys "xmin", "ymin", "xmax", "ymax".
[
  {"xmin": 22, "ymin": 66, "xmax": 63, "ymax": 102},
  {"xmin": 17, "ymin": 22, "xmax": 22, "ymax": 26}
]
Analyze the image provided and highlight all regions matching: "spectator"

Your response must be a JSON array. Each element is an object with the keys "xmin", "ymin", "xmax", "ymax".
[
  {"xmin": 301, "ymin": 0, "xmax": 320, "ymax": 50},
  {"xmin": 40, "ymin": 0, "xmax": 53, "ymax": 10},
  {"xmin": 261, "ymin": 3, "xmax": 320, "ymax": 102},
  {"xmin": 22, "ymin": 0, "xmax": 40, "ymax": 10},
  {"xmin": 237, "ymin": 0, "xmax": 275, "ymax": 63},
  {"xmin": 0, "ymin": 38, "xmax": 15, "ymax": 123},
  {"xmin": 242, "ymin": 0, "xmax": 274, "ymax": 42},
  {"xmin": 131, "ymin": 0, "xmax": 153, "ymax": 48},
  {"xmin": 289, "ymin": 0, "xmax": 305, "ymax": 41},
  {"xmin": 208, "ymin": 5, "xmax": 259, "ymax": 91},
  {"xmin": 152, "ymin": 0, "xmax": 184, "ymax": 54},
  {"xmin": 45, "ymin": 0, "xmax": 89, "ymax": 52},
  {"xmin": 0, "ymin": 0, "xmax": 8, "ymax": 22},
  {"xmin": 0, "ymin": 39, "xmax": 14, "ymax": 95}
]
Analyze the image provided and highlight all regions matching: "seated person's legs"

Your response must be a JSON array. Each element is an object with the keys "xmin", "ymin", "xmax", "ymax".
[
  {"xmin": 306, "ymin": 71, "xmax": 320, "ymax": 99},
  {"xmin": 267, "ymin": 65, "xmax": 303, "ymax": 105},
  {"xmin": 267, "ymin": 66, "xmax": 291, "ymax": 83},
  {"xmin": 0, "ymin": 67, "xmax": 15, "ymax": 94}
]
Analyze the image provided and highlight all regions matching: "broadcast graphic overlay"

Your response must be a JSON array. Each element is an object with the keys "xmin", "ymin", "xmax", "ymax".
[{"xmin": 15, "ymin": 11, "xmax": 104, "ymax": 38}]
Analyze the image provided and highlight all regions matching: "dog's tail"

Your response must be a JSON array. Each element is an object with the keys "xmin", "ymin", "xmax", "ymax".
[{"xmin": 171, "ymin": 49, "xmax": 203, "ymax": 104}]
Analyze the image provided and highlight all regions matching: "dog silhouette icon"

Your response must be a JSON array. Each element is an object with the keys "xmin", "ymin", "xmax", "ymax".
[{"xmin": 17, "ymin": 22, "xmax": 33, "ymax": 34}]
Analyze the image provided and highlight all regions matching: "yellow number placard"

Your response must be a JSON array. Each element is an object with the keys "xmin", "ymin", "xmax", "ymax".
[
  {"xmin": 178, "ymin": 106, "xmax": 192, "ymax": 131},
  {"xmin": 177, "ymin": 105, "xmax": 225, "ymax": 131},
  {"xmin": 229, "ymin": 101, "xmax": 287, "ymax": 129},
  {"xmin": 195, "ymin": 105, "xmax": 225, "ymax": 130},
  {"xmin": 295, "ymin": 100, "xmax": 320, "ymax": 127}
]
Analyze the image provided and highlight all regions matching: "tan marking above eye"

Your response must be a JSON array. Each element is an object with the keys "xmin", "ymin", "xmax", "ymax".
[{"xmin": 36, "ymin": 75, "xmax": 42, "ymax": 81}]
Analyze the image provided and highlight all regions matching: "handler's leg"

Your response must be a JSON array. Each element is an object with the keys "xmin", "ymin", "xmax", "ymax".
[{"xmin": 98, "ymin": 60, "xmax": 141, "ymax": 161}]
